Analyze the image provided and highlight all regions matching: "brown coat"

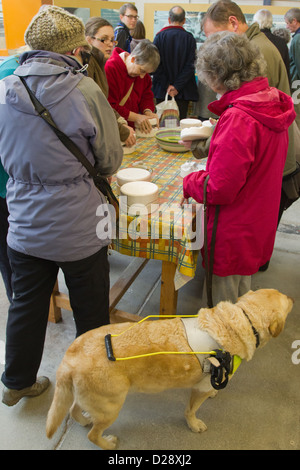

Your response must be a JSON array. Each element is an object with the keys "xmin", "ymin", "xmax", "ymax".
[{"xmin": 88, "ymin": 48, "xmax": 130, "ymax": 143}]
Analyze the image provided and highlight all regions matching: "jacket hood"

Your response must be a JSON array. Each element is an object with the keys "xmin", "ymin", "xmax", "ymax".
[
  {"xmin": 208, "ymin": 77, "xmax": 296, "ymax": 132},
  {"xmin": 1, "ymin": 50, "xmax": 87, "ymax": 115},
  {"xmin": 245, "ymin": 22, "xmax": 261, "ymax": 42}
]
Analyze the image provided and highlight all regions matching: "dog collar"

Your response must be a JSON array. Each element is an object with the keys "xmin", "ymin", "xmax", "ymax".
[{"xmin": 241, "ymin": 308, "xmax": 260, "ymax": 348}]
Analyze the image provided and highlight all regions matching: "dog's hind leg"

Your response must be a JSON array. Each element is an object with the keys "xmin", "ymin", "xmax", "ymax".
[
  {"xmin": 85, "ymin": 391, "xmax": 128, "ymax": 449},
  {"xmin": 70, "ymin": 402, "xmax": 92, "ymax": 426},
  {"xmin": 185, "ymin": 376, "xmax": 215, "ymax": 433}
]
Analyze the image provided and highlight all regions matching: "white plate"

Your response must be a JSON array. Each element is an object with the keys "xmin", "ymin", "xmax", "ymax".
[
  {"xmin": 135, "ymin": 127, "xmax": 158, "ymax": 138},
  {"xmin": 123, "ymin": 144, "xmax": 136, "ymax": 154}
]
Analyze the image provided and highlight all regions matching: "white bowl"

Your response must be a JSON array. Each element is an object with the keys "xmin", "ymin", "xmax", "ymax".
[
  {"xmin": 120, "ymin": 181, "xmax": 159, "ymax": 207},
  {"xmin": 180, "ymin": 118, "xmax": 202, "ymax": 129},
  {"xmin": 180, "ymin": 126, "xmax": 214, "ymax": 141},
  {"xmin": 116, "ymin": 167, "xmax": 151, "ymax": 187}
]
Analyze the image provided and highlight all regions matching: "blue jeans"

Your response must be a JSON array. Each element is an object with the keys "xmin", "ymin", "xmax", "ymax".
[
  {"xmin": 0, "ymin": 196, "xmax": 12, "ymax": 302},
  {"xmin": 2, "ymin": 246, "xmax": 109, "ymax": 390}
]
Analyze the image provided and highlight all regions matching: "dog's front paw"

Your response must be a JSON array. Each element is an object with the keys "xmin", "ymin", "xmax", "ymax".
[
  {"xmin": 209, "ymin": 390, "xmax": 218, "ymax": 399},
  {"xmin": 186, "ymin": 417, "xmax": 208, "ymax": 433},
  {"xmin": 103, "ymin": 434, "xmax": 118, "ymax": 450}
]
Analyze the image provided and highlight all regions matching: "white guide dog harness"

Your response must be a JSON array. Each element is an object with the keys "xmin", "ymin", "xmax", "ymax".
[{"xmin": 180, "ymin": 317, "xmax": 220, "ymax": 369}]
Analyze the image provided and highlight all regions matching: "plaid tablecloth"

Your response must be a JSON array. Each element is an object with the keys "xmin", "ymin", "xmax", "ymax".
[{"xmin": 111, "ymin": 137, "xmax": 204, "ymax": 287}]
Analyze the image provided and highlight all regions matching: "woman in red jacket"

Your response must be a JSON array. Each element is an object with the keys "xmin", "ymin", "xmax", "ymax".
[
  {"xmin": 182, "ymin": 32, "xmax": 296, "ymax": 305},
  {"xmin": 105, "ymin": 39, "xmax": 160, "ymax": 133}
]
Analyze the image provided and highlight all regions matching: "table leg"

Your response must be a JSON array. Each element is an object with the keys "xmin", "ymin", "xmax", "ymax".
[
  {"xmin": 160, "ymin": 261, "xmax": 178, "ymax": 316},
  {"xmin": 49, "ymin": 280, "xmax": 62, "ymax": 323},
  {"xmin": 48, "ymin": 258, "xmax": 149, "ymax": 323}
]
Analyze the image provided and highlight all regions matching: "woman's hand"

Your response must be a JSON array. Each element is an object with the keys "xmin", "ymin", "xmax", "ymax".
[
  {"xmin": 134, "ymin": 114, "xmax": 153, "ymax": 133},
  {"xmin": 178, "ymin": 140, "xmax": 192, "ymax": 149},
  {"xmin": 180, "ymin": 196, "xmax": 189, "ymax": 207},
  {"xmin": 124, "ymin": 126, "xmax": 136, "ymax": 147}
]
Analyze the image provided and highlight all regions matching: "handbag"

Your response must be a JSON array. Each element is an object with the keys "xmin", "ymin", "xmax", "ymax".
[
  {"xmin": 203, "ymin": 175, "xmax": 220, "ymax": 308},
  {"xmin": 19, "ymin": 76, "xmax": 119, "ymax": 219},
  {"xmin": 156, "ymin": 92, "xmax": 180, "ymax": 128}
]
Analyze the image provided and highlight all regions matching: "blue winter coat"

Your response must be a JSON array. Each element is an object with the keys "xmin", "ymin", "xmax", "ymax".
[
  {"xmin": 152, "ymin": 26, "xmax": 198, "ymax": 101},
  {"xmin": 0, "ymin": 51, "xmax": 123, "ymax": 262}
]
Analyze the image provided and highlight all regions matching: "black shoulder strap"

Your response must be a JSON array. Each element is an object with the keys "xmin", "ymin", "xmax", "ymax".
[
  {"xmin": 19, "ymin": 76, "xmax": 98, "ymax": 178},
  {"xmin": 19, "ymin": 76, "xmax": 118, "ymax": 204}
]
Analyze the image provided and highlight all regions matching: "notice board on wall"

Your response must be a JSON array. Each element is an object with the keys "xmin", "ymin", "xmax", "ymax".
[{"xmin": 53, "ymin": 0, "xmax": 132, "ymax": 28}]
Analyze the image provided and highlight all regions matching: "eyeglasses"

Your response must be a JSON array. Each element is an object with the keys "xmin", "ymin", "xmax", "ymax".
[
  {"xmin": 91, "ymin": 37, "xmax": 118, "ymax": 45},
  {"xmin": 124, "ymin": 15, "xmax": 139, "ymax": 20}
]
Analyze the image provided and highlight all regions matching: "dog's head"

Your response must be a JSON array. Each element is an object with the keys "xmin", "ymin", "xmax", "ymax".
[
  {"xmin": 238, "ymin": 289, "xmax": 294, "ymax": 341},
  {"xmin": 198, "ymin": 289, "xmax": 294, "ymax": 361}
]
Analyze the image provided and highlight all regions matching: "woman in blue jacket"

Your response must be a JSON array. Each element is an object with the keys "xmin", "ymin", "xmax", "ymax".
[{"xmin": 0, "ymin": 6, "xmax": 123, "ymax": 406}]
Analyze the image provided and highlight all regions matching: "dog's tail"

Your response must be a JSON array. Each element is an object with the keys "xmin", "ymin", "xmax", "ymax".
[{"xmin": 46, "ymin": 368, "xmax": 73, "ymax": 439}]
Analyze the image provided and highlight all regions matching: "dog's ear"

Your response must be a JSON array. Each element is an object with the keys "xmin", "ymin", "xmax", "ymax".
[{"xmin": 269, "ymin": 318, "xmax": 284, "ymax": 337}]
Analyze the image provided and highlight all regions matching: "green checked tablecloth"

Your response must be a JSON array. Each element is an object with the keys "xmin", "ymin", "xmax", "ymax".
[{"xmin": 111, "ymin": 137, "xmax": 204, "ymax": 289}]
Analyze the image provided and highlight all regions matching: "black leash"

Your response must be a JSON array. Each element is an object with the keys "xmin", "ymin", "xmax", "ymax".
[
  {"xmin": 203, "ymin": 175, "xmax": 220, "ymax": 308},
  {"xmin": 241, "ymin": 308, "xmax": 260, "ymax": 348}
]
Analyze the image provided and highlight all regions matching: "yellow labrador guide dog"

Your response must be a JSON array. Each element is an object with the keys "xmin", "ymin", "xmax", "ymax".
[{"xmin": 46, "ymin": 289, "xmax": 293, "ymax": 449}]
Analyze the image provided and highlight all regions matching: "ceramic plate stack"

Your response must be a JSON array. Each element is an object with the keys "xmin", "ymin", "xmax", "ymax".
[
  {"xmin": 155, "ymin": 129, "xmax": 188, "ymax": 153},
  {"xmin": 120, "ymin": 181, "xmax": 159, "ymax": 215}
]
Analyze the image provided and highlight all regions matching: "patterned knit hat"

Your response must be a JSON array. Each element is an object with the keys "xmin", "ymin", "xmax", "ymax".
[{"xmin": 25, "ymin": 5, "xmax": 91, "ymax": 54}]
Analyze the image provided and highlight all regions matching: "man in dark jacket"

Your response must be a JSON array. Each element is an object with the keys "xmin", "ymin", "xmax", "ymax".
[{"xmin": 152, "ymin": 6, "xmax": 198, "ymax": 120}]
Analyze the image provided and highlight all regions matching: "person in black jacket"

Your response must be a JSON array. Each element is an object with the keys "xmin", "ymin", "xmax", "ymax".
[
  {"xmin": 253, "ymin": 9, "xmax": 291, "ymax": 88},
  {"xmin": 152, "ymin": 6, "xmax": 198, "ymax": 120}
]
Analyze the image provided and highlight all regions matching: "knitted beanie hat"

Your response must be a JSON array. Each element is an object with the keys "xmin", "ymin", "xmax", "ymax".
[{"xmin": 25, "ymin": 5, "xmax": 91, "ymax": 54}]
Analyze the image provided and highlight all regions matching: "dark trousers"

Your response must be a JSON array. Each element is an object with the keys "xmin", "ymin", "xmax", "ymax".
[
  {"xmin": 1, "ymin": 246, "xmax": 110, "ymax": 390},
  {"xmin": 0, "ymin": 197, "xmax": 12, "ymax": 302}
]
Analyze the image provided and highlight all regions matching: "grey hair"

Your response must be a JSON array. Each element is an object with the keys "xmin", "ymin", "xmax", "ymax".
[
  {"xmin": 196, "ymin": 31, "xmax": 267, "ymax": 92},
  {"xmin": 131, "ymin": 39, "xmax": 160, "ymax": 71},
  {"xmin": 284, "ymin": 8, "xmax": 300, "ymax": 23},
  {"xmin": 253, "ymin": 9, "xmax": 273, "ymax": 29},
  {"xmin": 272, "ymin": 27, "xmax": 291, "ymax": 44}
]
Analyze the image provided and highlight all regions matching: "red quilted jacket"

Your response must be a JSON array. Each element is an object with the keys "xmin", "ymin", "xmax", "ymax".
[{"xmin": 183, "ymin": 77, "xmax": 296, "ymax": 276}]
